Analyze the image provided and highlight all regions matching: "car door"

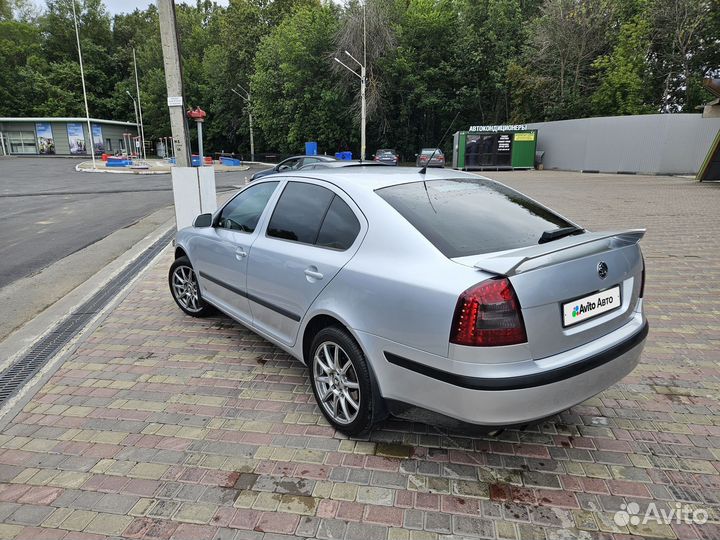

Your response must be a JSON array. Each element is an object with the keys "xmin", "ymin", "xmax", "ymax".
[
  {"xmin": 189, "ymin": 181, "xmax": 280, "ymax": 325},
  {"xmin": 246, "ymin": 180, "xmax": 366, "ymax": 346}
]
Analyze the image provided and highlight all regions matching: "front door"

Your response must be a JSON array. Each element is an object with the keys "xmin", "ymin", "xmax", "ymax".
[
  {"xmin": 190, "ymin": 181, "xmax": 280, "ymax": 324},
  {"xmin": 246, "ymin": 180, "xmax": 365, "ymax": 346}
]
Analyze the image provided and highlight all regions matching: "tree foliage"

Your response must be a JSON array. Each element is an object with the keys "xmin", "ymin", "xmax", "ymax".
[{"xmin": 0, "ymin": 0, "xmax": 717, "ymax": 158}]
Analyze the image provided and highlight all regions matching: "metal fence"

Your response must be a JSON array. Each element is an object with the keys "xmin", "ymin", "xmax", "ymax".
[{"xmin": 528, "ymin": 114, "xmax": 720, "ymax": 175}]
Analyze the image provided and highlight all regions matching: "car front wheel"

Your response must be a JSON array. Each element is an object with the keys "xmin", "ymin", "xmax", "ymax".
[
  {"xmin": 168, "ymin": 256, "xmax": 213, "ymax": 317},
  {"xmin": 309, "ymin": 327, "xmax": 380, "ymax": 436}
]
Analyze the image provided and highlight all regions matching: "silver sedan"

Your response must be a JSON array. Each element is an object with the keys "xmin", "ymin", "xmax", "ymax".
[{"xmin": 170, "ymin": 167, "xmax": 647, "ymax": 435}]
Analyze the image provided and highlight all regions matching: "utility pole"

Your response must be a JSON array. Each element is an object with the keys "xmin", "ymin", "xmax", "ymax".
[
  {"xmin": 157, "ymin": 0, "xmax": 190, "ymax": 167},
  {"xmin": 334, "ymin": 3, "xmax": 367, "ymax": 161},
  {"xmin": 231, "ymin": 85, "xmax": 254, "ymax": 162},
  {"xmin": 133, "ymin": 48, "xmax": 147, "ymax": 159},
  {"xmin": 71, "ymin": 0, "xmax": 96, "ymax": 169},
  {"xmin": 361, "ymin": 1, "xmax": 366, "ymax": 162}
]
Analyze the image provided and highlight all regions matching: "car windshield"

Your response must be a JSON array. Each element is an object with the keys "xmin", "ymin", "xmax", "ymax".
[
  {"xmin": 376, "ymin": 178, "xmax": 574, "ymax": 258},
  {"xmin": 421, "ymin": 149, "xmax": 441, "ymax": 156}
]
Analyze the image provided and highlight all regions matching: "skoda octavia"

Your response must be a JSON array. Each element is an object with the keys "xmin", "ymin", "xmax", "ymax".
[{"xmin": 169, "ymin": 167, "xmax": 647, "ymax": 435}]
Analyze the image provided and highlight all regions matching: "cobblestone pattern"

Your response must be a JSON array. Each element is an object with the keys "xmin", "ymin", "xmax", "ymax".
[{"xmin": 0, "ymin": 172, "xmax": 717, "ymax": 540}]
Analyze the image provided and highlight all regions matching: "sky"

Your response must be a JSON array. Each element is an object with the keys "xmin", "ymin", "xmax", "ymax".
[
  {"xmin": 29, "ymin": 0, "xmax": 230, "ymax": 16},
  {"xmin": 103, "ymin": 0, "xmax": 229, "ymax": 14}
]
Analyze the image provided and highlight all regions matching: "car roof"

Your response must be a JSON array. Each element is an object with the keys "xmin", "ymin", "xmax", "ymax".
[
  {"xmin": 269, "ymin": 165, "xmax": 480, "ymax": 197},
  {"xmin": 421, "ymin": 148, "xmax": 443, "ymax": 152}
]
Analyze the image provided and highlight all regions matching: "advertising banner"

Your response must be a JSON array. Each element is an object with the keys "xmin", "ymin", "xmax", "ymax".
[
  {"xmin": 36, "ymin": 123, "xmax": 55, "ymax": 155},
  {"xmin": 91, "ymin": 124, "xmax": 104, "ymax": 154},
  {"xmin": 67, "ymin": 123, "xmax": 86, "ymax": 155}
]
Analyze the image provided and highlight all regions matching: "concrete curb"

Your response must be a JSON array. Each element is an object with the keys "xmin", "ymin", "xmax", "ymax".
[
  {"xmin": 0, "ymin": 211, "xmax": 175, "ymax": 372},
  {"xmin": 0, "ymin": 239, "xmax": 173, "ymax": 431}
]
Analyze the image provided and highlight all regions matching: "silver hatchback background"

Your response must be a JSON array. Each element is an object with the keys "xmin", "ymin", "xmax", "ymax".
[{"xmin": 170, "ymin": 167, "xmax": 647, "ymax": 435}]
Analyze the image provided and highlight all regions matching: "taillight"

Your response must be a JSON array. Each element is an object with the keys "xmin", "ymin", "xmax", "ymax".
[
  {"xmin": 450, "ymin": 277, "xmax": 527, "ymax": 347},
  {"xmin": 639, "ymin": 254, "xmax": 645, "ymax": 298}
]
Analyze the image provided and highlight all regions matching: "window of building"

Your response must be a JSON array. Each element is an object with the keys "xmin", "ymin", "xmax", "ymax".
[{"xmin": 8, "ymin": 131, "xmax": 36, "ymax": 154}]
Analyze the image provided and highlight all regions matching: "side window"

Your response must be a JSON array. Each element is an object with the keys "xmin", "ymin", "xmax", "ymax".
[
  {"xmin": 278, "ymin": 158, "xmax": 299, "ymax": 171},
  {"xmin": 217, "ymin": 181, "xmax": 279, "ymax": 233},
  {"xmin": 316, "ymin": 196, "xmax": 361, "ymax": 250},
  {"xmin": 267, "ymin": 182, "xmax": 334, "ymax": 244}
]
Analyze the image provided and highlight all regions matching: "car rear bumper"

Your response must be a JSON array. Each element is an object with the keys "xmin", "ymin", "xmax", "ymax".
[{"xmin": 361, "ymin": 317, "xmax": 647, "ymax": 426}]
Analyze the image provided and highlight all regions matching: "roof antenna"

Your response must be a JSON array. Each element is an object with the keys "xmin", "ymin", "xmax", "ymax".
[{"xmin": 419, "ymin": 110, "xmax": 460, "ymax": 175}]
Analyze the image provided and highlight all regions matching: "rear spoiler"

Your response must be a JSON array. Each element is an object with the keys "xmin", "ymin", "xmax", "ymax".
[{"xmin": 473, "ymin": 229, "xmax": 645, "ymax": 277}]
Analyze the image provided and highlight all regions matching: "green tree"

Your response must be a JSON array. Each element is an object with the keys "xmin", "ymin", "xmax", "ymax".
[
  {"xmin": 592, "ymin": 15, "xmax": 654, "ymax": 115},
  {"xmin": 251, "ymin": 3, "xmax": 354, "ymax": 154}
]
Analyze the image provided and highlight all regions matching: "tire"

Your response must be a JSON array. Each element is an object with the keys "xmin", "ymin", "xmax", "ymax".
[
  {"xmin": 309, "ymin": 326, "xmax": 383, "ymax": 436},
  {"xmin": 168, "ymin": 256, "xmax": 214, "ymax": 317}
]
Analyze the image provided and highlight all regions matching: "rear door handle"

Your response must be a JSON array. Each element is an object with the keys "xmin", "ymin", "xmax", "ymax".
[
  {"xmin": 304, "ymin": 267, "xmax": 324, "ymax": 280},
  {"xmin": 235, "ymin": 248, "xmax": 247, "ymax": 260}
]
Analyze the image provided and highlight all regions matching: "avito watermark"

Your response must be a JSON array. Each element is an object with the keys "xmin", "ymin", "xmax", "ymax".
[{"xmin": 614, "ymin": 501, "xmax": 708, "ymax": 527}]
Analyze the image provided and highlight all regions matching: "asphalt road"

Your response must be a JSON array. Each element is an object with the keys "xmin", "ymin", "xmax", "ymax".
[{"xmin": 0, "ymin": 157, "xmax": 263, "ymax": 289}]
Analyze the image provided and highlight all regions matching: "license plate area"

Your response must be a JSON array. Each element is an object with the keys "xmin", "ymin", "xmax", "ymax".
[{"xmin": 562, "ymin": 285, "xmax": 621, "ymax": 327}]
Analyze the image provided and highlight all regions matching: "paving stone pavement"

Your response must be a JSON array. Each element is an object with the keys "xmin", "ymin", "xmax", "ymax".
[{"xmin": 0, "ymin": 171, "xmax": 718, "ymax": 540}]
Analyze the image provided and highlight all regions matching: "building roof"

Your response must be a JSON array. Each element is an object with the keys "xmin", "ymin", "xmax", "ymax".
[{"xmin": 0, "ymin": 117, "xmax": 136, "ymax": 127}]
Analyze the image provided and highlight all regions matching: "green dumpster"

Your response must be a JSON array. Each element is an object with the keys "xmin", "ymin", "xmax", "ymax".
[{"xmin": 453, "ymin": 125, "xmax": 537, "ymax": 171}]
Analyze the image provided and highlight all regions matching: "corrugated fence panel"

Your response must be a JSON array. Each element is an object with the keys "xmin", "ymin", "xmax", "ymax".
[{"xmin": 528, "ymin": 114, "xmax": 720, "ymax": 175}]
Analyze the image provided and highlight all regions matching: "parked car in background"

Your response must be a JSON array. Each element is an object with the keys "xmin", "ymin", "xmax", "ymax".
[
  {"xmin": 249, "ymin": 155, "xmax": 336, "ymax": 181},
  {"xmin": 170, "ymin": 167, "xmax": 647, "ymax": 435},
  {"xmin": 416, "ymin": 148, "xmax": 445, "ymax": 168},
  {"xmin": 373, "ymin": 149, "xmax": 399, "ymax": 165}
]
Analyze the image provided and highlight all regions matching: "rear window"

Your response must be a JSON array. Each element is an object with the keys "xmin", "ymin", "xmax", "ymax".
[{"xmin": 376, "ymin": 178, "xmax": 573, "ymax": 257}]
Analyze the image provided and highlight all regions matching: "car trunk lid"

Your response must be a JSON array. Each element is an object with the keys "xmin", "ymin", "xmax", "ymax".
[{"xmin": 453, "ymin": 230, "xmax": 645, "ymax": 359}]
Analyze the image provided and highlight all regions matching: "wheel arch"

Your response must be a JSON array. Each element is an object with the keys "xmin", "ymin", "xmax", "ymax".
[{"xmin": 301, "ymin": 311, "xmax": 388, "ymax": 422}]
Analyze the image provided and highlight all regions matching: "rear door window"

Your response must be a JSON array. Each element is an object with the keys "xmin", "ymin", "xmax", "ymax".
[
  {"xmin": 267, "ymin": 182, "xmax": 335, "ymax": 244},
  {"xmin": 376, "ymin": 178, "xmax": 573, "ymax": 257}
]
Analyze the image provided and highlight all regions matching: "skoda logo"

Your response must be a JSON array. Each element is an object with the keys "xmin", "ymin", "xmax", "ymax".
[{"xmin": 597, "ymin": 261, "xmax": 608, "ymax": 279}]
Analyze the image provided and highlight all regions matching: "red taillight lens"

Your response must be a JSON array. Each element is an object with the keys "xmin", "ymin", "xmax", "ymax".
[
  {"xmin": 450, "ymin": 277, "xmax": 527, "ymax": 347},
  {"xmin": 639, "ymin": 254, "xmax": 645, "ymax": 298}
]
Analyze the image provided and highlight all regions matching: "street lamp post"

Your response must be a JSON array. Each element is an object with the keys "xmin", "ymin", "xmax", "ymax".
[
  {"xmin": 334, "ymin": 3, "xmax": 367, "ymax": 161},
  {"xmin": 71, "ymin": 0, "xmax": 96, "ymax": 169},
  {"xmin": 126, "ymin": 90, "xmax": 140, "ymax": 156},
  {"xmin": 132, "ymin": 48, "xmax": 146, "ymax": 160},
  {"xmin": 231, "ymin": 85, "xmax": 254, "ymax": 162}
]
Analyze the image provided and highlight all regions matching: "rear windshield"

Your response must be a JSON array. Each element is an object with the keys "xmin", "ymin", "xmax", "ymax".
[
  {"xmin": 421, "ymin": 149, "xmax": 441, "ymax": 155},
  {"xmin": 376, "ymin": 178, "xmax": 573, "ymax": 257}
]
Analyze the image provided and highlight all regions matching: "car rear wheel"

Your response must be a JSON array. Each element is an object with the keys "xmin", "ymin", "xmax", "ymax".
[
  {"xmin": 309, "ymin": 327, "xmax": 379, "ymax": 436},
  {"xmin": 169, "ymin": 256, "xmax": 213, "ymax": 317}
]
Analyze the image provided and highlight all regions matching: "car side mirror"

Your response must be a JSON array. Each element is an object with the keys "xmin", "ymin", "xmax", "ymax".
[
  {"xmin": 194, "ymin": 213, "xmax": 213, "ymax": 227},
  {"xmin": 414, "ymin": 153, "xmax": 418, "ymax": 157},
  {"xmin": 277, "ymin": 165, "xmax": 288, "ymax": 171}
]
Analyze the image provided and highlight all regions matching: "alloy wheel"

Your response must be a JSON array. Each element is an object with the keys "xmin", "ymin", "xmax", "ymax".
[
  {"xmin": 171, "ymin": 265, "xmax": 203, "ymax": 313},
  {"xmin": 312, "ymin": 341, "xmax": 361, "ymax": 425}
]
